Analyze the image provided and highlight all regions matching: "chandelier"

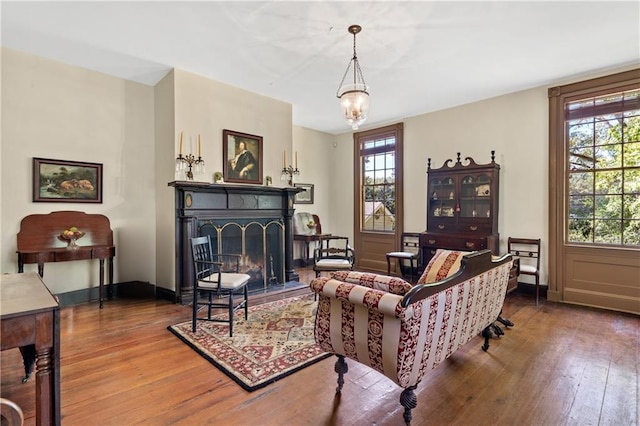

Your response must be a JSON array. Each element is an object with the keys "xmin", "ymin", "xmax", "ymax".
[{"xmin": 336, "ymin": 24, "xmax": 369, "ymax": 130}]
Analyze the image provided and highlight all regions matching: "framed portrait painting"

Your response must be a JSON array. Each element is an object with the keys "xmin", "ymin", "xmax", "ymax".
[
  {"xmin": 223, "ymin": 129, "xmax": 263, "ymax": 184},
  {"xmin": 294, "ymin": 183, "xmax": 314, "ymax": 204},
  {"xmin": 33, "ymin": 158, "xmax": 103, "ymax": 203}
]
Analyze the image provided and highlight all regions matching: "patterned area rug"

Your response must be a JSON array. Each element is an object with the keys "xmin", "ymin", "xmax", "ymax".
[{"xmin": 167, "ymin": 293, "xmax": 329, "ymax": 392}]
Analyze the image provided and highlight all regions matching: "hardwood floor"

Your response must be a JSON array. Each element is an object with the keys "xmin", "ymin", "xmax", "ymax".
[{"xmin": 2, "ymin": 268, "xmax": 638, "ymax": 425}]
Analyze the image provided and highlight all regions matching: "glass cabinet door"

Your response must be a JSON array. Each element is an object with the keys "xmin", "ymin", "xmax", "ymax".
[
  {"xmin": 460, "ymin": 174, "xmax": 492, "ymax": 218},
  {"xmin": 429, "ymin": 176, "xmax": 456, "ymax": 218}
]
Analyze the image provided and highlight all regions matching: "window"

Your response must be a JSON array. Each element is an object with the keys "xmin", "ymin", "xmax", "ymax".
[
  {"xmin": 355, "ymin": 124, "xmax": 403, "ymax": 232},
  {"xmin": 566, "ymin": 89, "xmax": 640, "ymax": 246}
]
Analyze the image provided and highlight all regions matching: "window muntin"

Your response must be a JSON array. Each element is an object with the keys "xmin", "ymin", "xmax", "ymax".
[
  {"xmin": 566, "ymin": 89, "xmax": 640, "ymax": 246},
  {"xmin": 361, "ymin": 136, "xmax": 396, "ymax": 231}
]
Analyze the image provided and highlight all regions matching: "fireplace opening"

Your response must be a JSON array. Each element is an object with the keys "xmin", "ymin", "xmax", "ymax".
[{"xmin": 199, "ymin": 219, "xmax": 285, "ymax": 292}]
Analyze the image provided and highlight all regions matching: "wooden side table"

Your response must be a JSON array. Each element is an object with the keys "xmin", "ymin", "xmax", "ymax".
[{"xmin": 1, "ymin": 272, "xmax": 60, "ymax": 426}]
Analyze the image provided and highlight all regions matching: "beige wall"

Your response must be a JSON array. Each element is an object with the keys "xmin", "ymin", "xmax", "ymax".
[
  {"xmin": 2, "ymin": 46, "xmax": 633, "ymax": 297},
  {"xmin": 329, "ymin": 88, "xmax": 549, "ymax": 283},
  {"xmin": 155, "ymin": 69, "xmax": 297, "ymax": 293},
  {"xmin": 1, "ymin": 47, "xmax": 156, "ymax": 294},
  {"xmin": 291, "ymin": 126, "xmax": 334, "ymax": 259},
  {"xmin": 328, "ymin": 65, "xmax": 635, "ymax": 286},
  {"xmin": 0, "ymin": 49, "xmax": 304, "ymax": 296},
  {"xmin": 154, "ymin": 70, "xmax": 175, "ymax": 292}
]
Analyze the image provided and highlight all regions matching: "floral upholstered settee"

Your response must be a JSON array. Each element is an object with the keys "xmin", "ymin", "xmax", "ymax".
[{"xmin": 309, "ymin": 249, "xmax": 513, "ymax": 425}]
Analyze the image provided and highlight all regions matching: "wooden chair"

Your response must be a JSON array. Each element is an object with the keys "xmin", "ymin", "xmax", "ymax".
[
  {"xmin": 190, "ymin": 235, "xmax": 251, "ymax": 336},
  {"xmin": 386, "ymin": 232, "xmax": 422, "ymax": 283},
  {"xmin": 507, "ymin": 237, "xmax": 541, "ymax": 305},
  {"xmin": 312, "ymin": 236, "xmax": 355, "ymax": 278}
]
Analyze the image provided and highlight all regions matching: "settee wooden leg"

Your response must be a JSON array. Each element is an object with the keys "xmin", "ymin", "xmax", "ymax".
[
  {"xmin": 491, "ymin": 323, "xmax": 504, "ymax": 336},
  {"xmin": 334, "ymin": 355, "xmax": 348, "ymax": 393},
  {"xmin": 481, "ymin": 326, "xmax": 494, "ymax": 351},
  {"xmin": 400, "ymin": 385, "xmax": 417, "ymax": 425}
]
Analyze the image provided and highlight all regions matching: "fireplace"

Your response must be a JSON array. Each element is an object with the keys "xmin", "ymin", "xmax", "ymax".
[{"xmin": 169, "ymin": 181, "xmax": 300, "ymax": 304}]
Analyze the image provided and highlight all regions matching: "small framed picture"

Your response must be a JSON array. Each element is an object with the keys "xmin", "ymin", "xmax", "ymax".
[
  {"xmin": 294, "ymin": 183, "xmax": 314, "ymax": 204},
  {"xmin": 223, "ymin": 129, "xmax": 263, "ymax": 184},
  {"xmin": 33, "ymin": 157, "xmax": 103, "ymax": 203}
]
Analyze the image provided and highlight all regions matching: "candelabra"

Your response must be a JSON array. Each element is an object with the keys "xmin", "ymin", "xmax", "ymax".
[
  {"xmin": 281, "ymin": 165, "xmax": 300, "ymax": 186},
  {"xmin": 176, "ymin": 153, "xmax": 204, "ymax": 180},
  {"xmin": 176, "ymin": 132, "xmax": 205, "ymax": 180}
]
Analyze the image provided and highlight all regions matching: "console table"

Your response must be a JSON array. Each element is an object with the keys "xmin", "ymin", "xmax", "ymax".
[
  {"xmin": 16, "ymin": 211, "xmax": 116, "ymax": 308},
  {"xmin": 1, "ymin": 272, "xmax": 60, "ymax": 426}
]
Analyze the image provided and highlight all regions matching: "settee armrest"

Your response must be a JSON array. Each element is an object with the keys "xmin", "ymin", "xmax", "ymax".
[
  {"xmin": 310, "ymin": 277, "xmax": 404, "ymax": 317},
  {"xmin": 402, "ymin": 250, "xmax": 512, "ymax": 308},
  {"xmin": 329, "ymin": 271, "xmax": 413, "ymax": 295}
]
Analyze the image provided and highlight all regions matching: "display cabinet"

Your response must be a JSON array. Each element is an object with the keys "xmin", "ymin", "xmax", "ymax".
[{"xmin": 420, "ymin": 151, "xmax": 500, "ymax": 266}]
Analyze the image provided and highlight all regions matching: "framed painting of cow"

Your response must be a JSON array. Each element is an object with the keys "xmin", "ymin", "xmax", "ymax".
[{"xmin": 33, "ymin": 158, "xmax": 103, "ymax": 203}]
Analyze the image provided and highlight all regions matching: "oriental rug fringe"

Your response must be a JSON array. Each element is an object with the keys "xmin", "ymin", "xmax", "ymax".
[{"xmin": 167, "ymin": 293, "xmax": 329, "ymax": 392}]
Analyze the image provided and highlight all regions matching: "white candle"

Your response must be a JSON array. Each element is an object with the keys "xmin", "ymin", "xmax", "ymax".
[
  {"xmin": 283, "ymin": 151, "xmax": 286, "ymax": 168},
  {"xmin": 179, "ymin": 131, "xmax": 183, "ymax": 155},
  {"xmin": 295, "ymin": 151, "xmax": 298, "ymax": 168},
  {"xmin": 198, "ymin": 134, "xmax": 201, "ymax": 157}
]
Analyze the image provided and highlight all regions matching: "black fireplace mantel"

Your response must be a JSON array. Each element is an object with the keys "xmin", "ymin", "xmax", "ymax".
[{"xmin": 168, "ymin": 181, "xmax": 302, "ymax": 304}]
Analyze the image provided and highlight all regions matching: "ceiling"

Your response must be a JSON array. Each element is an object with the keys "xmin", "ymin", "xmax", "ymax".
[{"xmin": 2, "ymin": 1, "xmax": 639, "ymax": 135}]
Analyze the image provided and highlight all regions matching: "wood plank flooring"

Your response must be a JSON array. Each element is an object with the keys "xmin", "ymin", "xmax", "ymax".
[{"xmin": 1, "ymin": 268, "xmax": 638, "ymax": 425}]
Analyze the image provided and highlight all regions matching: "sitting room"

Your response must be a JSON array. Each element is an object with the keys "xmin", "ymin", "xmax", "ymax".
[{"xmin": 1, "ymin": 2, "xmax": 639, "ymax": 425}]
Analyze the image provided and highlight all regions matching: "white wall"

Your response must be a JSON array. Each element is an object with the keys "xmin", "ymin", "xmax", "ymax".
[{"xmin": 1, "ymin": 47, "xmax": 156, "ymax": 294}]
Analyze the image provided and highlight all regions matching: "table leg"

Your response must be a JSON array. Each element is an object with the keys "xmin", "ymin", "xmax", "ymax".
[
  {"xmin": 34, "ymin": 346, "xmax": 55, "ymax": 425},
  {"xmin": 304, "ymin": 241, "xmax": 310, "ymax": 266},
  {"xmin": 108, "ymin": 257, "xmax": 114, "ymax": 300},
  {"xmin": 99, "ymin": 259, "xmax": 105, "ymax": 309}
]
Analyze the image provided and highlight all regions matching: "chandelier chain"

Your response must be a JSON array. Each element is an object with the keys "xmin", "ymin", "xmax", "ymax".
[{"xmin": 336, "ymin": 27, "xmax": 367, "ymax": 97}]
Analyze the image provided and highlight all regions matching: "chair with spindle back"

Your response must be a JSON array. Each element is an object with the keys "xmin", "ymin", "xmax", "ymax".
[
  {"xmin": 190, "ymin": 235, "xmax": 251, "ymax": 336},
  {"xmin": 386, "ymin": 232, "xmax": 422, "ymax": 283},
  {"xmin": 507, "ymin": 237, "xmax": 541, "ymax": 305}
]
